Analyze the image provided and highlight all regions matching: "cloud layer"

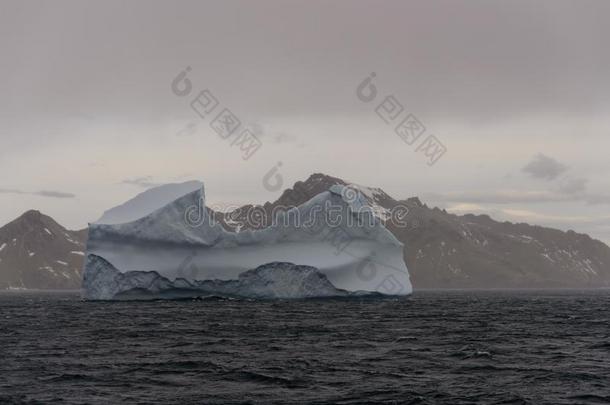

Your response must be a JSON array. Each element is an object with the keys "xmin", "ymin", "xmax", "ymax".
[
  {"xmin": 0, "ymin": 0, "xmax": 609, "ymax": 244},
  {"xmin": 0, "ymin": 188, "xmax": 75, "ymax": 199},
  {"xmin": 522, "ymin": 154, "xmax": 568, "ymax": 181}
]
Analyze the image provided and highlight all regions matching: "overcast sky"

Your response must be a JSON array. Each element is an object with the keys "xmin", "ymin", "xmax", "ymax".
[{"xmin": 1, "ymin": 0, "xmax": 610, "ymax": 243}]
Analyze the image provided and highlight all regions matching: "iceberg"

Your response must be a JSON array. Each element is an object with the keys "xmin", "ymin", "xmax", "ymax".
[
  {"xmin": 82, "ymin": 184, "xmax": 412, "ymax": 300},
  {"xmin": 96, "ymin": 180, "xmax": 203, "ymax": 225}
]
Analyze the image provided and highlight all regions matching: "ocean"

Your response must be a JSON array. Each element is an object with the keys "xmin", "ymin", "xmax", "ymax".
[{"xmin": 1, "ymin": 290, "xmax": 609, "ymax": 404}]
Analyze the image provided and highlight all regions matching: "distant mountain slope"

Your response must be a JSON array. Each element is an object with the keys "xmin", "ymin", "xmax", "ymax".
[
  {"xmin": 221, "ymin": 173, "xmax": 610, "ymax": 289},
  {"xmin": 394, "ymin": 201, "xmax": 610, "ymax": 288},
  {"xmin": 2, "ymin": 174, "xmax": 609, "ymax": 290},
  {"xmin": 0, "ymin": 211, "xmax": 87, "ymax": 290},
  {"xmin": 96, "ymin": 181, "xmax": 203, "ymax": 224}
]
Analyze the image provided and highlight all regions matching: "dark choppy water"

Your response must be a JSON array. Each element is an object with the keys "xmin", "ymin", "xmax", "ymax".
[{"xmin": 1, "ymin": 290, "xmax": 609, "ymax": 404}]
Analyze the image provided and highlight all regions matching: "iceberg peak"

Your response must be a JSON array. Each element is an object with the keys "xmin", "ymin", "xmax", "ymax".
[{"xmin": 83, "ymin": 182, "xmax": 412, "ymax": 300}]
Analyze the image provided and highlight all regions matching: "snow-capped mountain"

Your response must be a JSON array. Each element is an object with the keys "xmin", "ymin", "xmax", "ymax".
[
  {"xmin": 237, "ymin": 173, "xmax": 610, "ymax": 289},
  {"xmin": 3, "ymin": 173, "xmax": 610, "ymax": 290},
  {"xmin": 0, "ymin": 210, "xmax": 87, "ymax": 290}
]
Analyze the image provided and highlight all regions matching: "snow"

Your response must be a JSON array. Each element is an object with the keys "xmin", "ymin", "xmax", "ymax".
[
  {"xmin": 28, "ymin": 252, "xmax": 35, "ymax": 257},
  {"xmin": 40, "ymin": 266, "xmax": 56, "ymax": 275},
  {"xmin": 70, "ymin": 251, "xmax": 85, "ymax": 256},
  {"xmin": 0, "ymin": 243, "xmax": 6, "ymax": 252},
  {"xmin": 447, "ymin": 263, "xmax": 461, "ymax": 274},
  {"xmin": 44, "ymin": 228, "xmax": 53, "ymax": 235},
  {"xmin": 339, "ymin": 184, "xmax": 390, "ymax": 221},
  {"xmin": 84, "ymin": 183, "xmax": 412, "ymax": 300},
  {"xmin": 581, "ymin": 258, "xmax": 597, "ymax": 275},
  {"xmin": 96, "ymin": 181, "xmax": 204, "ymax": 225},
  {"xmin": 56, "ymin": 260, "xmax": 68, "ymax": 266}
]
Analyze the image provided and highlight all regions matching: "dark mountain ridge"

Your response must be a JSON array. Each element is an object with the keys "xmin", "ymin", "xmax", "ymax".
[
  {"xmin": 221, "ymin": 173, "xmax": 610, "ymax": 289},
  {"xmin": 2, "ymin": 174, "xmax": 609, "ymax": 289},
  {"xmin": 0, "ymin": 210, "xmax": 87, "ymax": 289}
]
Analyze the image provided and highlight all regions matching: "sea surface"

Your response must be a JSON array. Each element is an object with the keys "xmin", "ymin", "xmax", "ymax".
[{"xmin": 0, "ymin": 290, "xmax": 609, "ymax": 404}]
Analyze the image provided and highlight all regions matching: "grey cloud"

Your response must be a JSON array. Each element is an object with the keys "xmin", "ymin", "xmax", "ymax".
[
  {"xmin": 426, "ymin": 184, "xmax": 610, "ymax": 206},
  {"xmin": 122, "ymin": 177, "xmax": 161, "ymax": 188},
  {"xmin": 0, "ymin": 188, "xmax": 26, "ymax": 195},
  {"xmin": 247, "ymin": 123, "xmax": 264, "ymax": 137},
  {"xmin": 426, "ymin": 157, "xmax": 594, "ymax": 206},
  {"xmin": 243, "ymin": 123, "xmax": 298, "ymax": 144},
  {"xmin": 4, "ymin": 0, "xmax": 610, "ymax": 139},
  {"xmin": 586, "ymin": 194, "xmax": 610, "ymax": 205},
  {"xmin": 1, "ymin": 0, "xmax": 609, "ymax": 242},
  {"xmin": 36, "ymin": 190, "xmax": 76, "ymax": 198},
  {"xmin": 557, "ymin": 177, "xmax": 587, "ymax": 195},
  {"xmin": 424, "ymin": 190, "xmax": 574, "ymax": 205},
  {"xmin": 272, "ymin": 132, "xmax": 298, "ymax": 144},
  {"xmin": 522, "ymin": 154, "xmax": 568, "ymax": 181},
  {"xmin": 0, "ymin": 188, "xmax": 76, "ymax": 199}
]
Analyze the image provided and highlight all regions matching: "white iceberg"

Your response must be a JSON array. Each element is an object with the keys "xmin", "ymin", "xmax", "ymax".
[
  {"xmin": 82, "ymin": 184, "xmax": 412, "ymax": 300},
  {"xmin": 96, "ymin": 180, "xmax": 203, "ymax": 225}
]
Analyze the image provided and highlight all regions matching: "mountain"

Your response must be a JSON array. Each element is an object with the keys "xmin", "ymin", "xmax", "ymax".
[
  {"xmin": 3, "ymin": 174, "xmax": 610, "ymax": 290},
  {"xmin": 96, "ymin": 180, "xmax": 203, "ymax": 224},
  {"xmin": 220, "ymin": 173, "xmax": 610, "ymax": 289},
  {"xmin": 0, "ymin": 210, "xmax": 87, "ymax": 290}
]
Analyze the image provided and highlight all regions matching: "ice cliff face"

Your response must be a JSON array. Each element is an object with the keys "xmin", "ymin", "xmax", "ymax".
[
  {"xmin": 83, "ymin": 255, "xmax": 354, "ymax": 300},
  {"xmin": 83, "ymin": 183, "xmax": 412, "ymax": 300}
]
